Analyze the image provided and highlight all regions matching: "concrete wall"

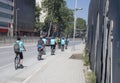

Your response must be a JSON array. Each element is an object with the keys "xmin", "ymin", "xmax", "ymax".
[{"xmin": 87, "ymin": 0, "xmax": 120, "ymax": 83}]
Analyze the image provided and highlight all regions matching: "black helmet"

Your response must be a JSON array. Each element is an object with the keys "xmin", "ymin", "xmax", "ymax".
[{"xmin": 17, "ymin": 36, "xmax": 21, "ymax": 40}]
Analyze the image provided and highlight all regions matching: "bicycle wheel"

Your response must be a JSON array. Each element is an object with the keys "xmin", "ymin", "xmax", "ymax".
[
  {"xmin": 37, "ymin": 51, "xmax": 42, "ymax": 60},
  {"xmin": 14, "ymin": 56, "xmax": 20, "ymax": 70},
  {"xmin": 61, "ymin": 45, "xmax": 64, "ymax": 51},
  {"xmin": 51, "ymin": 47, "xmax": 54, "ymax": 55},
  {"xmin": 65, "ymin": 45, "xmax": 67, "ymax": 49}
]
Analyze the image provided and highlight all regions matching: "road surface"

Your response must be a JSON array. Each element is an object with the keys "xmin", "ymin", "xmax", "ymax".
[{"xmin": 0, "ymin": 40, "xmax": 85, "ymax": 83}]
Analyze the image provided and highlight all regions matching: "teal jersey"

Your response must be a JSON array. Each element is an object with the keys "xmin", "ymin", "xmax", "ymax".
[
  {"xmin": 61, "ymin": 39, "xmax": 65, "ymax": 45},
  {"xmin": 58, "ymin": 38, "xmax": 61, "ymax": 42},
  {"xmin": 16, "ymin": 40, "xmax": 24, "ymax": 52},
  {"xmin": 42, "ymin": 38, "xmax": 47, "ymax": 44},
  {"xmin": 50, "ymin": 39, "xmax": 56, "ymax": 45},
  {"xmin": 65, "ymin": 39, "xmax": 69, "ymax": 44}
]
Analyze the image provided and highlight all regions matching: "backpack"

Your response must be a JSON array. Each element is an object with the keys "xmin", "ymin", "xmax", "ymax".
[
  {"xmin": 38, "ymin": 39, "xmax": 44, "ymax": 45},
  {"xmin": 37, "ymin": 44, "xmax": 42, "ymax": 49},
  {"xmin": 14, "ymin": 41, "xmax": 20, "ymax": 53}
]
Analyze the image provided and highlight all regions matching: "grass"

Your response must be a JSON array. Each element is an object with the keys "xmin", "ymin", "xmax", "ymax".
[
  {"xmin": 83, "ymin": 46, "xmax": 96, "ymax": 83},
  {"xmin": 86, "ymin": 71, "xmax": 96, "ymax": 83},
  {"xmin": 83, "ymin": 46, "xmax": 90, "ymax": 66}
]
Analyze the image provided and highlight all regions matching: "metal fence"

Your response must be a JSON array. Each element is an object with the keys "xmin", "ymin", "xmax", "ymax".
[{"xmin": 0, "ymin": 36, "xmax": 39, "ymax": 45}]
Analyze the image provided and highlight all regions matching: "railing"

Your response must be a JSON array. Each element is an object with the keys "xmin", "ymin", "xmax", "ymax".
[
  {"xmin": 0, "ymin": 36, "xmax": 84, "ymax": 46},
  {"xmin": 0, "ymin": 36, "xmax": 39, "ymax": 45}
]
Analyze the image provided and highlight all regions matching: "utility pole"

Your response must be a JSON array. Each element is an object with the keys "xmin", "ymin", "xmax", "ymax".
[
  {"xmin": 15, "ymin": 8, "xmax": 20, "ymax": 36},
  {"xmin": 72, "ymin": 0, "xmax": 83, "ymax": 50},
  {"xmin": 73, "ymin": 0, "xmax": 77, "ymax": 42}
]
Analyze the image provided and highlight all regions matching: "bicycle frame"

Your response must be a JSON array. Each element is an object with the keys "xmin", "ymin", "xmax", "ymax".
[
  {"xmin": 51, "ymin": 46, "xmax": 55, "ymax": 55},
  {"xmin": 14, "ymin": 54, "xmax": 20, "ymax": 70},
  {"xmin": 37, "ymin": 48, "xmax": 43, "ymax": 60}
]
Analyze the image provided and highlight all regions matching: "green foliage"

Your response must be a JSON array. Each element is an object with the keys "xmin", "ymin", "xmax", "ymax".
[
  {"xmin": 76, "ymin": 18, "xmax": 87, "ymax": 30},
  {"xmin": 35, "ymin": 5, "xmax": 41, "ymax": 22},
  {"xmin": 83, "ymin": 46, "xmax": 96, "ymax": 83},
  {"xmin": 35, "ymin": 5, "xmax": 43, "ymax": 31},
  {"xmin": 41, "ymin": 0, "xmax": 87, "ymax": 36},
  {"xmin": 84, "ymin": 46, "xmax": 90, "ymax": 66},
  {"xmin": 42, "ymin": 0, "xmax": 66, "ymax": 23},
  {"xmin": 42, "ymin": 0, "xmax": 74, "ymax": 36},
  {"xmin": 87, "ymin": 71, "xmax": 96, "ymax": 83}
]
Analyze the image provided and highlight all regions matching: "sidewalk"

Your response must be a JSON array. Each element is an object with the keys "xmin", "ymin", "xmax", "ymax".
[{"xmin": 24, "ymin": 43, "xmax": 85, "ymax": 83}]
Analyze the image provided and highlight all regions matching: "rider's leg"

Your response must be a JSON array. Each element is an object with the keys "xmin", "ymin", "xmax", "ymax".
[
  {"xmin": 15, "ymin": 52, "xmax": 18, "ymax": 58},
  {"xmin": 51, "ymin": 45, "xmax": 53, "ymax": 55},
  {"xmin": 53, "ymin": 45, "xmax": 56, "ymax": 54},
  {"xmin": 19, "ymin": 52, "xmax": 24, "ymax": 68}
]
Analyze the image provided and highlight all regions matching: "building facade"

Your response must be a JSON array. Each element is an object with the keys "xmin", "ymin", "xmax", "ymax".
[
  {"xmin": 14, "ymin": 0, "xmax": 35, "ymax": 36},
  {"xmin": 0, "ymin": 0, "xmax": 14, "ymax": 37}
]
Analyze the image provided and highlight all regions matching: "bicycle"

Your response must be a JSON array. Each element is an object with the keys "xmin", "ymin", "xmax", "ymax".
[
  {"xmin": 65, "ymin": 44, "xmax": 68, "ymax": 49},
  {"xmin": 51, "ymin": 45, "xmax": 55, "ymax": 55},
  {"xmin": 14, "ymin": 50, "xmax": 26, "ymax": 70},
  {"xmin": 61, "ymin": 45, "xmax": 64, "ymax": 51},
  {"xmin": 14, "ymin": 54, "xmax": 20, "ymax": 70},
  {"xmin": 37, "ymin": 45, "xmax": 44, "ymax": 60},
  {"xmin": 58, "ymin": 43, "xmax": 61, "ymax": 49}
]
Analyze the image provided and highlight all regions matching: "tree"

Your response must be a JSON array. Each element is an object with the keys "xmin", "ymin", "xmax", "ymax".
[
  {"xmin": 76, "ymin": 18, "xmax": 87, "ymax": 30},
  {"xmin": 76, "ymin": 18, "xmax": 87, "ymax": 38},
  {"xmin": 42, "ymin": 0, "xmax": 74, "ymax": 37},
  {"xmin": 35, "ymin": 5, "xmax": 44, "ymax": 31},
  {"xmin": 59, "ymin": 8, "xmax": 74, "ymax": 36}
]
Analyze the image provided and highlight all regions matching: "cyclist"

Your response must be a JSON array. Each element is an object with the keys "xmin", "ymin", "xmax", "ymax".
[
  {"xmin": 42, "ymin": 37, "xmax": 47, "ymax": 55},
  {"xmin": 42, "ymin": 37, "xmax": 47, "ymax": 45},
  {"xmin": 37, "ymin": 37, "xmax": 44, "ymax": 60},
  {"xmin": 65, "ymin": 37, "xmax": 69, "ymax": 49},
  {"xmin": 58, "ymin": 37, "xmax": 61, "ymax": 49},
  {"xmin": 14, "ymin": 37, "xmax": 26, "ymax": 68},
  {"xmin": 61, "ymin": 37, "xmax": 65, "ymax": 51},
  {"xmin": 56, "ymin": 37, "xmax": 58, "ymax": 45},
  {"xmin": 50, "ymin": 37, "xmax": 56, "ymax": 55}
]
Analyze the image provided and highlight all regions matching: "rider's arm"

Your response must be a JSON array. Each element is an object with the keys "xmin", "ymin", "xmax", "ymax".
[
  {"xmin": 22, "ymin": 41, "xmax": 26, "ymax": 51},
  {"xmin": 23, "ymin": 45, "xmax": 26, "ymax": 51}
]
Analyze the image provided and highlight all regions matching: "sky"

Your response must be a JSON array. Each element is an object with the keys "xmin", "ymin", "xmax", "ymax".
[{"xmin": 66, "ymin": 0, "xmax": 90, "ymax": 22}]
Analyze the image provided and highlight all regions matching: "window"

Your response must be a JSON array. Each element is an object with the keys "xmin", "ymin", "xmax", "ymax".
[
  {"xmin": 0, "ymin": 12, "xmax": 13, "ymax": 19},
  {"xmin": 0, "ymin": 2, "xmax": 13, "ymax": 10},
  {"xmin": 0, "ymin": 21, "xmax": 8, "ymax": 27},
  {"xmin": 8, "ymin": 0, "xmax": 13, "ymax": 2}
]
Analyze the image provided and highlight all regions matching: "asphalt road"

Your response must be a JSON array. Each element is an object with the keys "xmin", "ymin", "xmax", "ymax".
[{"xmin": 0, "ymin": 40, "xmax": 83, "ymax": 83}]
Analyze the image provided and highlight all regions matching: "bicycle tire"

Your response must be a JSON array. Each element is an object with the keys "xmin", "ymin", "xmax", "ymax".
[
  {"xmin": 37, "ymin": 51, "xmax": 42, "ymax": 60},
  {"xmin": 14, "ymin": 56, "xmax": 20, "ymax": 70},
  {"xmin": 51, "ymin": 47, "xmax": 54, "ymax": 55}
]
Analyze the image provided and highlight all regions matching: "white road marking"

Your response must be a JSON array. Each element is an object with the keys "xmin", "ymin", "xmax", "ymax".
[
  {"xmin": 22, "ymin": 61, "xmax": 48, "ymax": 83},
  {"xmin": 0, "ymin": 63, "xmax": 13, "ymax": 70}
]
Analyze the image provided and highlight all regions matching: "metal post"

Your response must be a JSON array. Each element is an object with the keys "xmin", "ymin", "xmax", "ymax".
[
  {"xmin": 16, "ymin": 8, "xmax": 19, "ymax": 37},
  {"xmin": 71, "ymin": 0, "xmax": 83, "ymax": 51},
  {"xmin": 73, "ymin": 0, "xmax": 77, "ymax": 42}
]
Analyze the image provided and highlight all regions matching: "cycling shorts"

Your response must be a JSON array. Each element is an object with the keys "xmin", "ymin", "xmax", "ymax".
[
  {"xmin": 16, "ymin": 52, "xmax": 23, "ymax": 59},
  {"xmin": 51, "ymin": 45, "xmax": 56, "ymax": 49}
]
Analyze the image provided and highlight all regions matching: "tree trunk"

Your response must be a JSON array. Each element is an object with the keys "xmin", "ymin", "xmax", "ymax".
[{"xmin": 47, "ymin": 22, "xmax": 52, "ymax": 37}]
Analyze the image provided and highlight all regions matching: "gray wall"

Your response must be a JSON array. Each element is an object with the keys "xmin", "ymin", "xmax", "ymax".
[
  {"xmin": 87, "ymin": 0, "xmax": 120, "ymax": 83},
  {"xmin": 15, "ymin": 0, "xmax": 35, "ymax": 33}
]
